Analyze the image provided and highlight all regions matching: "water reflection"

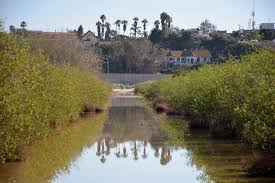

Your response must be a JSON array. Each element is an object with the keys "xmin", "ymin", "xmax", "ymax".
[{"xmin": 1, "ymin": 96, "xmax": 275, "ymax": 183}]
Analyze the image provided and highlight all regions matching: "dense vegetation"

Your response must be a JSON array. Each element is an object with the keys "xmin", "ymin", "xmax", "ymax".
[
  {"xmin": 30, "ymin": 38, "xmax": 101, "ymax": 70},
  {"xmin": 136, "ymin": 50, "xmax": 275, "ymax": 151},
  {"xmin": 99, "ymin": 39, "xmax": 165, "ymax": 73},
  {"xmin": 0, "ymin": 33, "xmax": 111, "ymax": 163}
]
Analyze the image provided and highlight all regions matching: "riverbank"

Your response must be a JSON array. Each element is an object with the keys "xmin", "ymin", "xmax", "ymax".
[
  {"xmin": 135, "ymin": 50, "xmax": 275, "ymax": 176},
  {"xmin": 0, "ymin": 33, "xmax": 112, "ymax": 163}
]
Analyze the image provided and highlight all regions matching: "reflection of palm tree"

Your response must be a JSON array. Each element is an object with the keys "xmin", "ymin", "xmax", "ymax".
[
  {"xmin": 133, "ymin": 141, "xmax": 138, "ymax": 160},
  {"xmin": 105, "ymin": 138, "xmax": 111, "ymax": 156},
  {"xmin": 142, "ymin": 147, "xmax": 147, "ymax": 159},
  {"xmin": 154, "ymin": 147, "xmax": 160, "ymax": 158},
  {"xmin": 122, "ymin": 146, "xmax": 128, "ymax": 158},
  {"xmin": 167, "ymin": 148, "xmax": 172, "ymax": 162},
  {"xmin": 160, "ymin": 147, "xmax": 172, "ymax": 165},
  {"xmin": 101, "ymin": 142, "xmax": 105, "ymax": 154},
  {"xmin": 96, "ymin": 140, "xmax": 101, "ymax": 156},
  {"xmin": 142, "ymin": 141, "xmax": 148, "ymax": 159},
  {"xmin": 115, "ymin": 147, "xmax": 121, "ymax": 158},
  {"xmin": 100, "ymin": 154, "xmax": 106, "ymax": 163}
]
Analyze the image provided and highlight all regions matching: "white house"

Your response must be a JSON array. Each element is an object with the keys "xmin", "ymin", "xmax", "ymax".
[{"xmin": 166, "ymin": 49, "xmax": 211, "ymax": 67}]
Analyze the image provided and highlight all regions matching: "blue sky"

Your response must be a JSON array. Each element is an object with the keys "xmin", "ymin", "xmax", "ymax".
[{"xmin": 0, "ymin": 0, "xmax": 274, "ymax": 33}]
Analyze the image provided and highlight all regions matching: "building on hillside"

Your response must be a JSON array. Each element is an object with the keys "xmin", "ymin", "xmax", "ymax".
[
  {"xmin": 79, "ymin": 30, "xmax": 99, "ymax": 49},
  {"xmin": 28, "ymin": 30, "xmax": 100, "ymax": 50},
  {"xmin": 214, "ymin": 30, "xmax": 227, "ymax": 35},
  {"xmin": 28, "ymin": 30, "xmax": 77, "ymax": 40},
  {"xmin": 260, "ymin": 23, "xmax": 274, "ymax": 30},
  {"xmin": 166, "ymin": 49, "xmax": 211, "ymax": 67}
]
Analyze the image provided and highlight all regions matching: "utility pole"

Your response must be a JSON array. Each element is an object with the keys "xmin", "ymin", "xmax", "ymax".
[{"xmin": 252, "ymin": 0, "xmax": 255, "ymax": 30}]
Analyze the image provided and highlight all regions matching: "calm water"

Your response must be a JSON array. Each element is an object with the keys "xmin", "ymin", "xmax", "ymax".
[{"xmin": 0, "ymin": 96, "xmax": 274, "ymax": 183}]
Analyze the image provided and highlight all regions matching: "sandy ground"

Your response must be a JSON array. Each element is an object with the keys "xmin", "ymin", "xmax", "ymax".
[{"xmin": 112, "ymin": 88, "xmax": 135, "ymax": 96}]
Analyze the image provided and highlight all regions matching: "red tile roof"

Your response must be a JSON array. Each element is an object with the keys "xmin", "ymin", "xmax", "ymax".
[{"xmin": 167, "ymin": 49, "xmax": 211, "ymax": 57}]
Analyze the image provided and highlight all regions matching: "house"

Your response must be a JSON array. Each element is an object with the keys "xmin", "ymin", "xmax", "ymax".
[
  {"xmin": 166, "ymin": 49, "xmax": 211, "ymax": 67},
  {"xmin": 79, "ymin": 30, "xmax": 98, "ymax": 50}
]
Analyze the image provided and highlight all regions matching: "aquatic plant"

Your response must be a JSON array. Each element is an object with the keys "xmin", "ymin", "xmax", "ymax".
[{"xmin": 0, "ymin": 33, "xmax": 111, "ymax": 162}]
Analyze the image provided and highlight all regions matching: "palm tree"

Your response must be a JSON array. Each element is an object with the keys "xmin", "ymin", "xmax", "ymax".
[
  {"xmin": 167, "ymin": 16, "xmax": 172, "ymax": 28},
  {"xmin": 105, "ymin": 22, "xmax": 111, "ymax": 40},
  {"xmin": 20, "ymin": 21, "xmax": 27, "ymax": 29},
  {"xmin": 100, "ymin": 14, "xmax": 106, "ymax": 39},
  {"xmin": 131, "ymin": 17, "xmax": 140, "ymax": 38},
  {"xmin": 122, "ymin": 20, "xmax": 128, "ymax": 35},
  {"xmin": 154, "ymin": 20, "xmax": 160, "ymax": 30},
  {"xmin": 115, "ymin": 20, "xmax": 121, "ymax": 34},
  {"xmin": 141, "ymin": 19, "xmax": 148, "ymax": 37},
  {"xmin": 96, "ymin": 21, "xmax": 102, "ymax": 40}
]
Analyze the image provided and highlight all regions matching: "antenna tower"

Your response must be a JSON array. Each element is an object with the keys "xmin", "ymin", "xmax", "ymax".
[{"xmin": 252, "ymin": 0, "xmax": 255, "ymax": 30}]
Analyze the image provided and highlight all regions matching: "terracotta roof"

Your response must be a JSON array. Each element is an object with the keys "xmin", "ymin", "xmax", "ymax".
[
  {"xmin": 167, "ymin": 49, "xmax": 211, "ymax": 57},
  {"xmin": 192, "ymin": 50, "xmax": 211, "ymax": 57},
  {"xmin": 167, "ymin": 51, "xmax": 184, "ymax": 57}
]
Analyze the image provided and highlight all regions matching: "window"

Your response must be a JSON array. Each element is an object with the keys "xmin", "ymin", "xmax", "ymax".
[
  {"xmin": 170, "ymin": 57, "xmax": 173, "ymax": 61},
  {"xmin": 191, "ymin": 58, "xmax": 194, "ymax": 64},
  {"xmin": 177, "ymin": 57, "xmax": 180, "ymax": 62},
  {"xmin": 204, "ymin": 57, "xmax": 207, "ymax": 62},
  {"xmin": 197, "ymin": 57, "xmax": 200, "ymax": 62}
]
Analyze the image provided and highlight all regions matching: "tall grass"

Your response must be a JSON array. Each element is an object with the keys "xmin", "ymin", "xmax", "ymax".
[
  {"xmin": 0, "ymin": 33, "xmax": 111, "ymax": 162},
  {"xmin": 136, "ymin": 50, "xmax": 275, "ymax": 151}
]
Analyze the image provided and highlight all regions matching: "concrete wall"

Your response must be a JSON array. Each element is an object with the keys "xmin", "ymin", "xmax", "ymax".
[{"xmin": 101, "ymin": 73, "xmax": 172, "ymax": 85}]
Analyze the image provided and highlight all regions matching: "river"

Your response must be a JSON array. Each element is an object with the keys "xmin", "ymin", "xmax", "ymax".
[{"xmin": 0, "ymin": 93, "xmax": 274, "ymax": 183}]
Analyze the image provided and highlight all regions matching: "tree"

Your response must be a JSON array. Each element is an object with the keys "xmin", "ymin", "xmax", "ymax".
[
  {"xmin": 9, "ymin": 25, "xmax": 15, "ymax": 33},
  {"xmin": 246, "ymin": 30, "xmax": 262, "ymax": 40},
  {"xmin": 131, "ymin": 17, "xmax": 140, "ymax": 38},
  {"xmin": 167, "ymin": 16, "xmax": 172, "ymax": 28},
  {"xmin": 160, "ymin": 12, "xmax": 172, "ymax": 37},
  {"xmin": 260, "ymin": 29, "xmax": 274, "ymax": 40},
  {"xmin": 122, "ymin": 20, "xmax": 128, "ymax": 35},
  {"xmin": 141, "ymin": 19, "xmax": 148, "ymax": 37},
  {"xmin": 96, "ymin": 21, "xmax": 102, "ymax": 40},
  {"xmin": 105, "ymin": 22, "xmax": 112, "ymax": 40},
  {"xmin": 100, "ymin": 14, "xmax": 106, "ymax": 40},
  {"xmin": 20, "ymin": 21, "xmax": 27, "ymax": 29},
  {"xmin": 77, "ymin": 25, "xmax": 83, "ymax": 38},
  {"xmin": 149, "ymin": 29, "xmax": 162, "ymax": 44},
  {"xmin": 115, "ymin": 20, "xmax": 121, "ymax": 34},
  {"xmin": 160, "ymin": 12, "xmax": 168, "ymax": 30},
  {"xmin": 154, "ymin": 20, "xmax": 160, "ymax": 31},
  {"xmin": 99, "ymin": 39, "xmax": 165, "ymax": 73},
  {"xmin": 199, "ymin": 19, "xmax": 217, "ymax": 33},
  {"xmin": 0, "ymin": 19, "xmax": 4, "ymax": 32}
]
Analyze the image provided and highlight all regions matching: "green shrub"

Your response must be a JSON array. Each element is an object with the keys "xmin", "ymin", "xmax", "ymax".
[
  {"xmin": 136, "ymin": 50, "xmax": 275, "ymax": 151},
  {"xmin": 0, "ymin": 33, "xmax": 111, "ymax": 162}
]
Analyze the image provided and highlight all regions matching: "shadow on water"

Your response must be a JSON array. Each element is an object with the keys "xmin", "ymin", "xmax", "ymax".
[{"xmin": 0, "ymin": 96, "xmax": 274, "ymax": 183}]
